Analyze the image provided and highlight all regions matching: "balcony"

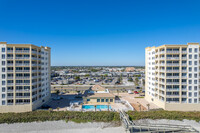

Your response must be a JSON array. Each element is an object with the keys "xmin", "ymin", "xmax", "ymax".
[
  {"xmin": 7, "ymin": 77, "xmax": 14, "ymax": 79},
  {"xmin": 32, "ymin": 51, "xmax": 37, "ymax": 54},
  {"xmin": 166, "ymin": 95, "xmax": 180, "ymax": 97},
  {"xmin": 166, "ymin": 70, "xmax": 179, "ymax": 72},
  {"xmin": 16, "ymin": 63, "xmax": 30, "ymax": 66},
  {"xmin": 166, "ymin": 51, "xmax": 179, "ymax": 54},
  {"xmin": 7, "ymin": 70, "xmax": 13, "ymax": 73},
  {"xmin": 31, "ymin": 57, "xmax": 38, "ymax": 60},
  {"xmin": 7, "ymin": 96, "xmax": 14, "ymax": 99},
  {"xmin": 15, "ymin": 57, "xmax": 30, "ymax": 60},
  {"xmin": 181, "ymin": 76, "xmax": 187, "ymax": 78},
  {"xmin": 7, "ymin": 63, "xmax": 13, "ymax": 66},
  {"xmin": 7, "ymin": 57, "xmax": 13, "ymax": 60},
  {"xmin": 16, "ymin": 89, "xmax": 30, "ymax": 92},
  {"xmin": 166, "ymin": 101, "xmax": 180, "ymax": 103},
  {"xmin": 182, "ymin": 57, "xmax": 187, "ymax": 60},
  {"xmin": 16, "ymin": 96, "xmax": 30, "ymax": 98},
  {"xmin": 166, "ymin": 82, "xmax": 179, "ymax": 85},
  {"xmin": 16, "ymin": 76, "xmax": 30, "ymax": 79},
  {"xmin": 166, "ymin": 57, "xmax": 180, "ymax": 60},
  {"xmin": 15, "ymin": 50, "xmax": 30, "ymax": 53},
  {"xmin": 7, "ymin": 83, "xmax": 14, "ymax": 86},
  {"xmin": 182, "ymin": 63, "xmax": 187, "ymax": 66},
  {"xmin": 166, "ymin": 88, "xmax": 179, "ymax": 91},
  {"xmin": 16, "ymin": 83, "xmax": 30, "ymax": 85},
  {"xmin": 7, "ymin": 50, "xmax": 13, "ymax": 53},
  {"xmin": 166, "ymin": 63, "xmax": 179, "ymax": 66},
  {"xmin": 182, "ymin": 51, "xmax": 187, "ymax": 54},
  {"xmin": 16, "ymin": 70, "xmax": 30, "ymax": 73},
  {"xmin": 166, "ymin": 76, "xmax": 179, "ymax": 79}
]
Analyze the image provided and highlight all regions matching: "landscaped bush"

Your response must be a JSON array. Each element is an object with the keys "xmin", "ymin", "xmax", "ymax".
[
  {"xmin": 0, "ymin": 111, "xmax": 120, "ymax": 124},
  {"xmin": 127, "ymin": 110, "xmax": 200, "ymax": 122}
]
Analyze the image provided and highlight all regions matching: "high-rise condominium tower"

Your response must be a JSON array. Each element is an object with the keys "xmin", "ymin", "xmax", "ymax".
[
  {"xmin": 145, "ymin": 43, "xmax": 200, "ymax": 111},
  {"xmin": 0, "ymin": 42, "xmax": 51, "ymax": 113}
]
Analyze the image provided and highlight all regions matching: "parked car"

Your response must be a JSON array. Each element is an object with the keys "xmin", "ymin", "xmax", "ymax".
[
  {"xmin": 128, "ymin": 90, "xmax": 133, "ymax": 94},
  {"xmin": 134, "ymin": 91, "xmax": 139, "ymax": 94}
]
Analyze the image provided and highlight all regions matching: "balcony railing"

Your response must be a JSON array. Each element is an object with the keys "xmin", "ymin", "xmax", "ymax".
[
  {"xmin": 166, "ymin": 70, "xmax": 179, "ymax": 72},
  {"xmin": 16, "ymin": 83, "xmax": 30, "ymax": 85},
  {"xmin": 7, "ymin": 63, "xmax": 13, "ymax": 66},
  {"xmin": 16, "ymin": 70, "xmax": 30, "ymax": 72},
  {"xmin": 166, "ymin": 88, "xmax": 179, "ymax": 91},
  {"xmin": 166, "ymin": 51, "xmax": 179, "ymax": 54},
  {"xmin": 16, "ymin": 76, "xmax": 30, "ymax": 79},
  {"xmin": 166, "ymin": 57, "xmax": 180, "ymax": 60},
  {"xmin": 15, "ymin": 57, "xmax": 30, "ymax": 60},
  {"xmin": 15, "ymin": 50, "xmax": 30, "ymax": 53},
  {"xmin": 7, "ymin": 83, "xmax": 14, "ymax": 86},
  {"xmin": 7, "ymin": 57, "xmax": 13, "ymax": 59},
  {"xmin": 166, "ymin": 63, "xmax": 179, "ymax": 66},
  {"xmin": 166, "ymin": 95, "xmax": 180, "ymax": 97},
  {"xmin": 16, "ymin": 63, "xmax": 30, "ymax": 66},
  {"xmin": 7, "ymin": 50, "xmax": 13, "ymax": 53},
  {"xmin": 15, "ymin": 96, "xmax": 30, "ymax": 98},
  {"xmin": 166, "ymin": 76, "xmax": 179, "ymax": 79},
  {"xmin": 182, "ymin": 57, "xmax": 187, "ymax": 60},
  {"xmin": 7, "ymin": 70, "xmax": 13, "ymax": 72},
  {"xmin": 166, "ymin": 82, "xmax": 179, "ymax": 85}
]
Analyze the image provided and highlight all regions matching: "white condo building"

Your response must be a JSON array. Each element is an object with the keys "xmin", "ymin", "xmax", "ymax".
[
  {"xmin": 0, "ymin": 42, "xmax": 51, "ymax": 113},
  {"xmin": 145, "ymin": 43, "xmax": 200, "ymax": 111}
]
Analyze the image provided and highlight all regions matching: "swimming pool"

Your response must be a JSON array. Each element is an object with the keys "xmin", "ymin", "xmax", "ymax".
[{"xmin": 82, "ymin": 105, "xmax": 111, "ymax": 110}]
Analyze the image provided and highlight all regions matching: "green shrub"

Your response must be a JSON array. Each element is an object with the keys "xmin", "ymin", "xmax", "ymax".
[
  {"xmin": 0, "ymin": 111, "xmax": 120, "ymax": 124},
  {"xmin": 127, "ymin": 110, "xmax": 200, "ymax": 122}
]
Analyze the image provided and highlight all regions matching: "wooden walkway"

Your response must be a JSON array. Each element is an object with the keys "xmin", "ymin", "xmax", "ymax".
[{"xmin": 119, "ymin": 110, "xmax": 199, "ymax": 133}]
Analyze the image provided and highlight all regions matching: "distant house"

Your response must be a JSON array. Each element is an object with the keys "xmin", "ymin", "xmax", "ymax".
[{"xmin": 83, "ymin": 85, "xmax": 115, "ymax": 104}]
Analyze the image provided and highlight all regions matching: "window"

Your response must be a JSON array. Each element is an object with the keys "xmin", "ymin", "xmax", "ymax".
[
  {"xmin": 1, "ymin": 48, "xmax": 5, "ymax": 52},
  {"xmin": 2, "ymin": 61, "xmax": 5, "ymax": 66},
  {"xmin": 194, "ymin": 92, "xmax": 197, "ymax": 97},
  {"xmin": 189, "ymin": 55, "xmax": 192, "ymax": 59},
  {"xmin": 110, "ymin": 99, "xmax": 113, "ymax": 102},
  {"xmin": 194, "ymin": 86, "xmax": 197, "ymax": 91},
  {"xmin": 2, "ymin": 87, "xmax": 5, "ymax": 92},
  {"xmin": 189, "ymin": 86, "xmax": 192, "ymax": 90},
  {"xmin": 189, "ymin": 99, "xmax": 192, "ymax": 103},
  {"xmin": 2, "ymin": 81, "xmax": 5, "ymax": 85},
  {"xmin": 194, "ymin": 74, "xmax": 197, "ymax": 78},
  {"xmin": 1, "ymin": 54, "xmax": 5, "ymax": 59},
  {"xmin": 189, "ymin": 80, "xmax": 192, "ymax": 84},
  {"xmin": 194, "ymin": 67, "xmax": 198, "ymax": 72},
  {"xmin": 195, "ymin": 48, "xmax": 198, "ymax": 53},
  {"xmin": 2, "ymin": 74, "xmax": 5, "ymax": 79},
  {"xmin": 2, "ymin": 101, "xmax": 5, "ymax": 105},
  {"xmin": 189, "ymin": 74, "xmax": 192, "ymax": 78},
  {"xmin": 195, "ymin": 80, "xmax": 198, "ymax": 84},
  {"xmin": 2, "ymin": 94, "xmax": 5, "ymax": 98},
  {"xmin": 189, "ymin": 61, "xmax": 192, "ymax": 65},
  {"xmin": 189, "ymin": 67, "xmax": 192, "ymax": 72},
  {"xmin": 194, "ymin": 99, "xmax": 197, "ymax": 103},
  {"xmin": 195, "ymin": 61, "xmax": 197, "ymax": 65},
  {"xmin": 189, "ymin": 48, "xmax": 192, "ymax": 53},
  {"xmin": 2, "ymin": 68, "xmax": 5, "ymax": 72},
  {"xmin": 97, "ymin": 99, "xmax": 100, "ymax": 102},
  {"xmin": 87, "ymin": 99, "xmax": 90, "ymax": 101},
  {"xmin": 194, "ymin": 55, "xmax": 198, "ymax": 59},
  {"xmin": 101, "ymin": 99, "xmax": 104, "ymax": 102},
  {"xmin": 189, "ymin": 92, "xmax": 192, "ymax": 97},
  {"xmin": 106, "ymin": 99, "xmax": 109, "ymax": 102}
]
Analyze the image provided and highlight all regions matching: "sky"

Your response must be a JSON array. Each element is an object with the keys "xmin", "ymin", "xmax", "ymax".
[{"xmin": 0, "ymin": 0, "xmax": 200, "ymax": 66}]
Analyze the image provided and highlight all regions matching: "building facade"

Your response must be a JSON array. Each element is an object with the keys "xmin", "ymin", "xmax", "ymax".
[
  {"xmin": 0, "ymin": 42, "xmax": 51, "ymax": 113},
  {"xmin": 145, "ymin": 43, "xmax": 200, "ymax": 111}
]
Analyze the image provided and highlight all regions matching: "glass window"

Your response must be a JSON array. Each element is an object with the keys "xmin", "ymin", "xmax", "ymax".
[
  {"xmin": 2, "ymin": 87, "xmax": 5, "ymax": 92},
  {"xmin": 2, "ymin": 68, "xmax": 5, "ymax": 72},
  {"xmin": 189, "ymin": 67, "xmax": 192, "ymax": 72},
  {"xmin": 101, "ymin": 99, "xmax": 104, "ymax": 102},
  {"xmin": 194, "ymin": 86, "xmax": 197, "ymax": 91},
  {"xmin": 194, "ymin": 67, "xmax": 198, "ymax": 72},
  {"xmin": 2, "ymin": 94, "xmax": 5, "ymax": 98},
  {"xmin": 106, "ymin": 99, "xmax": 109, "ymax": 102},
  {"xmin": 195, "ymin": 48, "xmax": 198, "ymax": 53},
  {"xmin": 2, "ymin": 81, "xmax": 5, "ymax": 85},
  {"xmin": 195, "ymin": 61, "xmax": 197, "ymax": 65},
  {"xmin": 1, "ymin": 48, "xmax": 5, "ymax": 52},
  {"xmin": 2, "ymin": 101, "xmax": 5, "ymax": 105},
  {"xmin": 194, "ymin": 74, "xmax": 197, "ymax": 78},
  {"xmin": 189, "ymin": 99, "xmax": 192, "ymax": 103},
  {"xmin": 189, "ymin": 92, "xmax": 192, "ymax": 97},
  {"xmin": 1, "ymin": 54, "xmax": 5, "ymax": 59},
  {"xmin": 195, "ymin": 55, "xmax": 198, "ymax": 59},
  {"xmin": 110, "ymin": 99, "xmax": 113, "ymax": 102},
  {"xmin": 189, "ymin": 48, "xmax": 192, "ymax": 53},
  {"xmin": 194, "ymin": 80, "xmax": 197, "ymax": 84},
  {"xmin": 97, "ymin": 99, "xmax": 100, "ymax": 102},
  {"xmin": 189, "ymin": 61, "xmax": 192, "ymax": 65},
  {"xmin": 189, "ymin": 55, "xmax": 192, "ymax": 59},
  {"xmin": 2, "ymin": 74, "xmax": 5, "ymax": 79},
  {"xmin": 87, "ymin": 99, "xmax": 90, "ymax": 101},
  {"xmin": 194, "ymin": 92, "xmax": 197, "ymax": 97},
  {"xmin": 189, "ymin": 86, "xmax": 192, "ymax": 90},
  {"xmin": 2, "ymin": 61, "xmax": 5, "ymax": 66},
  {"xmin": 189, "ymin": 80, "xmax": 192, "ymax": 84},
  {"xmin": 194, "ymin": 99, "xmax": 197, "ymax": 103},
  {"xmin": 189, "ymin": 74, "xmax": 192, "ymax": 78}
]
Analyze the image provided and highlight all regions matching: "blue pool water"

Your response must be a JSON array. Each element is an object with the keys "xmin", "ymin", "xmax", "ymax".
[{"xmin": 82, "ymin": 105, "xmax": 111, "ymax": 110}]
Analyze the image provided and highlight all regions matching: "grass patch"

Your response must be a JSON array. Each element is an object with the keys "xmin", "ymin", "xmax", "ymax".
[
  {"xmin": 134, "ymin": 97, "xmax": 144, "ymax": 98},
  {"xmin": 0, "ymin": 111, "xmax": 120, "ymax": 124},
  {"xmin": 127, "ymin": 110, "xmax": 200, "ymax": 122}
]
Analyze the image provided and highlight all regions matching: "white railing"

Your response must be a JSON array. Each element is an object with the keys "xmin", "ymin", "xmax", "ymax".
[
  {"xmin": 15, "ymin": 50, "xmax": 30, "ymax": 53},
  {"xmin": 166, "ymin": 82, "xmax": 179, "ymax": 85},
  {"xmin": 7, "ymin": 57, "xmax": 13, "ymax": 59},
  {"xmin": 166, "ymin": 51, "xmax": 179, "ymax": 54},
  {"xmin": 166, "ymin": 57, "xmax": 179, "ymax": 60},
  {"xmin": 16, "ymin": 83, "xmax": 30, "ymax": 85},
  {"xmin": 7, "ymin": 50, "xmax": 13, "ymax": 53},
  {"xmin": 166, "ymin": 70, "xmax": 179, "ymax": 72},
  {"xmin": 166, "ymin": 88, "xmax": 179, "ymax": 91},
  {"xmin": 7, "ymin": 63, "xmax": 13, "ymax": 66},
  {"xmin": 15, "ymin": 57, "xmax": 30, "ymax": 60},
  {"xmin": 7, "ymin": 77, "xmax": 14, "ymax": 79},
  {"xmin": 166, "ymin": 63, "xmax": 179, "ymax": 66},
  {"xmin": 7, "ymin": 70, "xmax": 13, "ymax": 72},
  {"xmin": 16, "ymin": 70, "xmax": 30, "ymax": 72},
  {"xmin": 16, "ymin": 77, "xmax": 30, "ymax": 79},
  {"xmin": 182, "ymin": 57, "xmax": 187, "ymax": 60},
  {"xmin": 16, "ymin": 63, "xmax": 30, "ymax": 66},
  {"xmin": 166, "ymin": 76, "xmax": 179, "ymax": 78},
  {"xmin": 7, "ymin": 83, "xmax": 14, "ymax": 86}
]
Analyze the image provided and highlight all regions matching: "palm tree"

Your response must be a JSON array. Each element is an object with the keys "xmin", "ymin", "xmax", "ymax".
[
  {"xmin": 107, "ymin": 104, "xmax": 110, "ymax": 111},
  {"xmin": 147, "ymin": 103, "xmax": 150, "ymax": 111},
  {"xmin": 117, "ymin": 89, "xmax": 119, "ymax": 96},
  {"xmin": 94, "ymin": 105, "xmax": 97, "ymax": 112}
]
